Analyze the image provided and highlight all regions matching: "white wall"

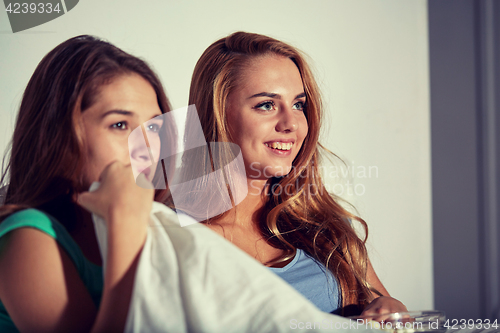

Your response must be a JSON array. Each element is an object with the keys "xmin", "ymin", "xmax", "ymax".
[{"xmin": 0, "ymin": 0, "xmax": 432, "ymax": 310}]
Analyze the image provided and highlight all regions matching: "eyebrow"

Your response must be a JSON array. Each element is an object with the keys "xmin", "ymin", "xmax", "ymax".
[
  {"xmin": 248, "ymin": 92, "xmax": 306, "ymax": 100},
  {"xmin": 101, "ymin": 110, "xmax": 133, "ymax": 119},
  {"xmin": 101, "ymin": 109, "xmax": 163, "ymax": 120}
]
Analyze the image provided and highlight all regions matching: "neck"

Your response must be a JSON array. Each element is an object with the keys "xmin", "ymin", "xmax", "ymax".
[
  {"xmin": 213, "ymin": 178, "xmax": 268, "ymax": 228},
  {"xmin": 206, "ymin": 178, "xmax": 290, "ymax": 266},
  {"xmin": 70, "ymin": 205, "xmax": 103, "ymax": 266}
]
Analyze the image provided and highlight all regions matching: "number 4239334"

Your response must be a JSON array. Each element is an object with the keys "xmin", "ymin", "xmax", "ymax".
[
  {"xmin": 444, "ymin": 318, "xmax": 498, "ymax": 330},
  {"xmin": 5, "ymin": 3, "xmax": 62, "ymax": 14}
]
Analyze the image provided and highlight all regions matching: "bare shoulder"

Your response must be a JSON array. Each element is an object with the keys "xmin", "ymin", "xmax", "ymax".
[
  {"xmin": 366, "ymin": 258, "xmax": 390, "ymax": 296},
  {"xmin": 0, "ymin": 227, "xmax": 97, "ymax": 333}
]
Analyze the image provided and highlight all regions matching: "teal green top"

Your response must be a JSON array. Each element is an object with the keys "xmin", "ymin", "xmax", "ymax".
[{"xmin": 0, "ymin": 209, "xmax": 103, "ymax": 332}]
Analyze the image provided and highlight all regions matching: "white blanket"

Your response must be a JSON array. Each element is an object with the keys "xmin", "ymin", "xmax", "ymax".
[{"xmin": 92, "ymin": 201, "xmax": 378, "ymax": 333}]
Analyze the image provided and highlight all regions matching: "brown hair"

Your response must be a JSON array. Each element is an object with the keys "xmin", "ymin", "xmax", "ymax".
[
  {"xmin": 188, "ymin": 31, "xmax": 374, "ymax": 313},
  {"xmin": 0, "ymin": 35, "xmax": 173, "ymax": 227}
]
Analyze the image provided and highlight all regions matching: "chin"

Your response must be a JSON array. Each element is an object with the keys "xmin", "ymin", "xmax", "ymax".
[
  {"xmin": 246, "ymin": 161, "xmax": 295, "ymax": 179},
  {"xmin": 265, "ymin": 165, "xmax": 294, "ymax": 178},
  {"xmin": 274, "ymin": 171, "xmax": 292, "ymax": 178}
]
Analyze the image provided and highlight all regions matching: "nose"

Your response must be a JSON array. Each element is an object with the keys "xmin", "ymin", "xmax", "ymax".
[
  {"xmin": 128, "ymin": 126, "xmax": 154, "ymax": 164},
  {"xmin": 275, "ymin": 106, "xmax": 298, "ymax": 133},
  {"xmin": 132, "ymin": 146, "xmax": 153, "ymax": 163}
]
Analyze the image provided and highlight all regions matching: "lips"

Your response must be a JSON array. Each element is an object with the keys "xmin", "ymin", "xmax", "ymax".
[{"xmin": 136, "ymin": 166, "xmax": 152, "ymax": 180}]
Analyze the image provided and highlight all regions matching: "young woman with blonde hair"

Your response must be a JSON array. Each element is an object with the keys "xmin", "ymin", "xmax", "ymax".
[{"xmin": 184, "ymin": 31, "xmax": 406, "ymax": 316}]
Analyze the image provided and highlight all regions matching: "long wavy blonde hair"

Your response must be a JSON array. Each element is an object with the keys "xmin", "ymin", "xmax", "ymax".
[{"xmin": 188, "ymin": 31, "xmax": 374, "ymax": 313}]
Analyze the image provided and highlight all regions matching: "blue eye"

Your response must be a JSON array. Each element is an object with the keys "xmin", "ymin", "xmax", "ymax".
[
  {"xmin": 293, "ymin": 101, "xmax": 305, "ymax": 111},
  {"xmin": 255, "ymin": 101, "xmax": 275, "ymax": 112},
  {"xmin": 147, "ymin": 123, "xmax": 161, "ymax": 132},
  {"xmin": 111, "ymin": 122, "xmax": 128, "ymax": 130}
]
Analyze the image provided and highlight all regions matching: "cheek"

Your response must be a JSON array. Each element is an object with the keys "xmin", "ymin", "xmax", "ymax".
[
  {"xmin": 298, "ymin": 116, "xmax": 309, "ymax": 144},
  {"xmin": 244, "ymin": 118, "xmax": 273, "ymax": 141},
  {"xmin": 148, "ymin": 135, "xmax": 162, "ymax": 162},
  {"xmin": 227, "ymin": 115, "xmax": 243, "ymax": 144},
  {"xmin": 83, "ymin": 145, "xmax": 108, "ymax": 184},
  {"xmin": 227, "ymin": 108, "xmax": 256, "ymax": 145},
  {"xmin": 88, "ymin": 136, "xmax": 128, "ymax": 171}
]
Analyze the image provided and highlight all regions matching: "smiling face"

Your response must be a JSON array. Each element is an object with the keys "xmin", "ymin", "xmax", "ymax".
[
  {"xmin": 226, "ymin": 55, "xmax": 308, "ymax": 180},
  {"xmin": 81, "ymin": 73, "xmax": 163, "ymax": 187}
]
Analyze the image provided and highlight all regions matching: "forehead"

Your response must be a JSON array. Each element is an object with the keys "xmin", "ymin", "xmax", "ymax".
[
  {"xmin": 83, "ymin": 73, "xmax": 162, "ymax": 118},
  {"xmin": 95, "ymin": 73, "xmax": 158, "ymax": 108},
  {"xmin": 235, "ymin": 55, "xmax": 305, "ymax": 96},
  {"xmin": 80, "ymin": 73, "xmax": 162, "ymax": 126}
]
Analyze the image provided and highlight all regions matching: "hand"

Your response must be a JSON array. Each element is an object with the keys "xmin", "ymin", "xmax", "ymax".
[
  {"xmin": 77, "ymin": 161, "xmax": 153, "ymax": 259},
  {"xmin": 77, "ymin": 161, "xmax": 154, "ymax": 226},
  {"xmin": 360, "ymin": 296, "xmax": 408, "ymax": 320}
]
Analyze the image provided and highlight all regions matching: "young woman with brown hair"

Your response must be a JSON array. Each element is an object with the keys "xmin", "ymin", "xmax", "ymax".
[
  {"xmin": 185, "ymin": 31, "xmax": 407, "ymax": 316},
  {"xmin": 0, "ymin": 35, "xmax": 174, "ymax": 332}
]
